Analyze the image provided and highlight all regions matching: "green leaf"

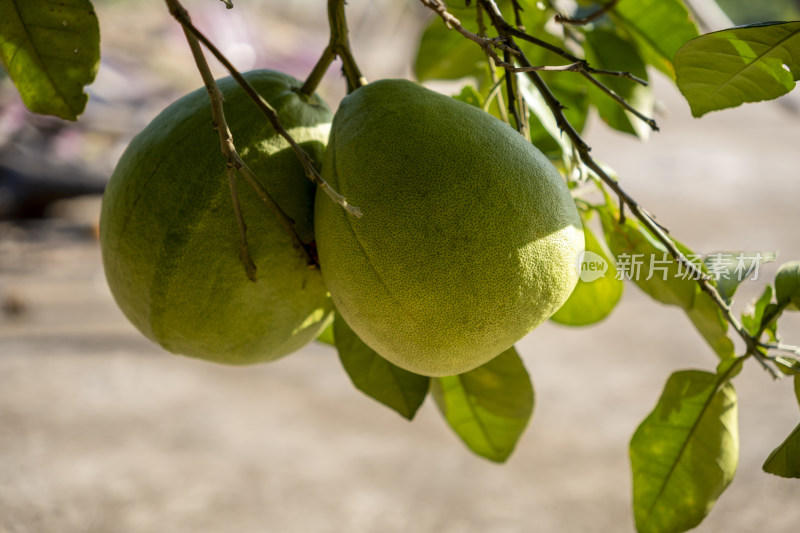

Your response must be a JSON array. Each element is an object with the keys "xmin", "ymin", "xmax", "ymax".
[
  {"xmin": 551, "ymin": 224, "xmax": 623, "ymax": 326},
  {"xmin": 432, "ymin": 346, "xmax": 534, "ymax": 463},
  {"xmin": 334, "ymin": 316, "xmax": 430, "ymax": 420},
  {"xmin": 675, "ymin": 22, "xmax": 800, "ymax": 117},
  {"xmin": 316, "ymin": 320, "xmax": 335, "ymax": 346},
  {"xmin": 0, "ymin": 0, "xmax": 100, "ymax": 120},
  {"xmin": 776, "ymin": 356, "xmax": 800, "ymax": 376},
  {"xmin": 598, "ymin": 206, "xmax": 734, "ymax": 358},
  {"xmin": 741, "ymin": 285, "xmax": 774, "ymax": 336},
  {"xmin": 599, "ymin": 208, "xmax": 696, "ymax": 309},
  {"xmin": 611, "ymin": 0, "xmax": 700, "ymax": 79},
  {"xmin": 762, "ymin": 422, "xmax": 800, "ymax": 478},
  {"xmin": 775, "ymin": 260, "xmax": 800, "ymax": 310},
  {"xmin": 630, "ymin": 369, "xmax": 739, "ymax": 533},
  {"xmin": 452, "ymin": 84, "xmax": 484, "ymax": 108},
  {"xmin": 415, "ymin": 8, "xmax": 487, "ymax": 83},
  {"xmin": 795, "ymin": 375, "xmax": 800, "ymax": 406},
  {"xmin": 705, "ymin": 251, "xmax": 777, "ymax": 303},
  {"xmin": 583, "ymin": 28, "xmax": 653, "ymax": 139},
  {"xmin": 687, "ymin": 287, "xmax": 736, "ymax": 359}
]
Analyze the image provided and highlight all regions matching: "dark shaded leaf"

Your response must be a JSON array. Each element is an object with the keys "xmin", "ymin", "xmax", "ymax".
[
  {"xmin": 583, "ymin": 28, "xmax": 653, "ymax": 139},
  {"xmin": 631, "ymin": 369, "xmax": 739, "ymax": 533},
  {"xmin": 0, "ymin": 0, "xmax": 100, "ymax": 120},
  {"xmin": 334, "ymin": 316, "xmax": 429, "ymax": 420},
  {"xmin": 432, "ymin": 346, "xmax": 533, "ymax": 463}
]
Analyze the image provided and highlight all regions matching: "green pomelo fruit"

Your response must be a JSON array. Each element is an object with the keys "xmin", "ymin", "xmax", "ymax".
[
  {"xmin": 315, "ymin": 79, "xmax": 584, "ymax": 377},
  {"xmin": 775, "ymin": 261, "xmax": 800, "ymax": 311},
  {"xmin": 100, "ymin": 70, "xmax": 334, "ymax": 364}
]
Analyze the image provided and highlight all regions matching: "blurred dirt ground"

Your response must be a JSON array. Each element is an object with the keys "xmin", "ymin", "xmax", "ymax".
[{"xmin": 2, "ymin": 1, "xmax": 800, "ymax": 532}]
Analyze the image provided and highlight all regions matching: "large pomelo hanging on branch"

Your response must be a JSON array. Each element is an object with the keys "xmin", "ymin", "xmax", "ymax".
[
  {"xmin": 315, "ymin": 79, "xmax": 584, "ymax": 377},
  {"xmin": 100, "ymin": 70, "xmax": 334, "ymax": 365}
]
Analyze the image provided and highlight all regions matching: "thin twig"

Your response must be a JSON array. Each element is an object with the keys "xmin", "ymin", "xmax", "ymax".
[
  {"xmin": 164, "ymin": 0, "xmax": 317, "ymax": 272},
  {"xmin": 166, "ymin": 0, "xmax": 362, "ymax": 218},
  {"xmin": 503, "ymin": 48, "xmax": 524, "ymax": 133},
  {"xmin": 555, "ymin": 0, "xmax": 619, "ymax": 26},
  {"xmin": 476, "ymin": 2, "xmax": 510, "ymax": 124},
  {"xmin": 511, "ymin": 0, "xmax": 526, "ymax": 30},
  {"xmin": 227, "ymin": 168, "xmax": 257, "ymax": 280},
  {"xmin": 580, "ymin": 71, "xmax": 659, "ymax": 131}
]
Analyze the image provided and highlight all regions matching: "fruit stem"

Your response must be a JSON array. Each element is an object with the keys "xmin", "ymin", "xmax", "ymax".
[
  {"xmin": 301, "ymin": 0, "xmax": 367, "ymax": 96},
  {"xmin": 300, "ymin": 47, "xmax": 336, "ymax": 97}
]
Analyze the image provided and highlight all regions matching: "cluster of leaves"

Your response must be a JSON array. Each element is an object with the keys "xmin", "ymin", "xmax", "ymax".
[
  {"xmin": 2, "ymin": 1, "xmax": 800, "ymax": 532},
  {"xmin": 407, "ymin": 1, "xmax": 800, "ymax": 532}
]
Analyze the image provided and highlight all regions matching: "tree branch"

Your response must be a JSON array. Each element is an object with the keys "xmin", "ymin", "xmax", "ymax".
[
  {"xmin": 555, "ymin": 0, "xmax": 619, "ymax": 26},
  {"xmin": 303, "ymin": 0, "xmax": 367, "ymax": 95},
  {"xmin": 165, "ymin": 0, "xmax": 362, "ymax": 218}
]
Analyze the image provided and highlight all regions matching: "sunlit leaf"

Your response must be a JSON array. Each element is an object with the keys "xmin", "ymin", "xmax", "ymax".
[
  {"xmin": 432, "ymin": 346, "xmax": 533, "ymax": 463},
  {"xmin": 741, "ymin": 285, "xmax": 774, "ymax": 337},
  {"xmin": 316, "ymin": 320, "xmax": 335, "ymax": 346},
  {"xmin": 583, "ymin": 28, "xmax": 653, "ymax": 139},
  {"xmin": 675, "ymin": 22, "xmax": 800, "ymax": 117},
  {"xmin": 599, "ymin": 208, "xmax": 696, "ymax": 309},
  {"xmin": 611, "ymin": 0, "xmax": 699, "ymax": 79},
  {"xmin": 551, "ymin": 224, "xmax": 623, "ymax": 326},
  {"xmin": 687, "ymin": 287, "xmax": 735, "ymax": 359},
  {"xmin": 705, "ymin": 251, "xmax": 777, "ymax": 303},
  {"xmin": 776, "ymin": 356, "xmax": 800, "ymax": 376},
  {"xmin": 631, "ymin": 369, "xmax": 739, "ymax": 533},
  {"xmin": 0, "ymin": 0, "xmax": 100, "ymax": 120},
  {"xmin": 763, "ymin": 422, "xmax": 800, "ymax": 478},
  {"xmin": 334, "ymin": 316, "xmax": 429, "ymax": 420},
  {"xmin": 452, "ymin": 84, "xmax": 484, "ymax": 108}
]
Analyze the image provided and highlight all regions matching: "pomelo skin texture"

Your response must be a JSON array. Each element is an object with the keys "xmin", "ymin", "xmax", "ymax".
[
  {"xmin": 315, "ymin": 79, "xmax": 584, "ymax": 377},
  {"xmin": 100, "ymin": 70, "xmax": 334, "ymax": 365}
]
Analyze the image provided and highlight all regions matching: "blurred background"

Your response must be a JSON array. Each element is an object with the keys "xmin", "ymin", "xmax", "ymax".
[{"xmin": 2, "ymin": 1, "xmax": 800, "ymax": 532}]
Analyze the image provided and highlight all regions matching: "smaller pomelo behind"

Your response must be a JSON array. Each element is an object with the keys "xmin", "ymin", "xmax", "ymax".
[{"xmin": 100, "ymin": 70, "xmax": 333, "ymax": 364}]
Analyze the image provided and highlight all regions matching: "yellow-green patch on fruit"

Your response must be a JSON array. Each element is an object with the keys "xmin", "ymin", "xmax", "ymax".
[
  {"xmin": 776, "ymin": 261, "xmax": 800, "ymax": 311},
  {"xmin": 100, "ymin": 70, "xmax": 334, "ymax": 364},
  {"xmin": 315, "ymin": 79, "xmax": 584, "ymax": 377}
]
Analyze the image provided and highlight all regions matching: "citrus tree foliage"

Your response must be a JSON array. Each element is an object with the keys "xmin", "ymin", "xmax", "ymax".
[{"xmin": 2, "ymin": 1, "xmax": 800, "ymax": 532}]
